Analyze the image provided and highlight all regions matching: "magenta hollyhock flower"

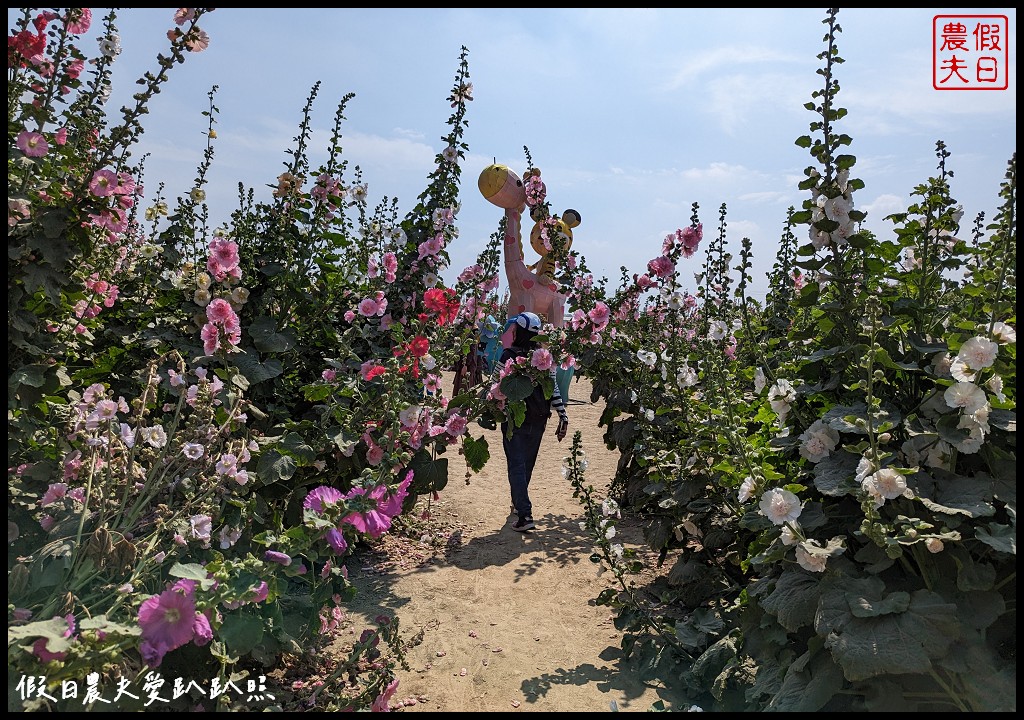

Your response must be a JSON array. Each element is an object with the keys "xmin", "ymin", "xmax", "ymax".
[
  {"xmin": 137, "ymin": 587, "xmax": 199, "ymax": 667},
  {"xmin": 325, "ymin": 528, "xmax": 348, "ymax": 554},
  {"xmin": 303, "ymin": 485, "xmax": 344, "ymax": 514},
  {"xmin": 264, "ymin": 550, "xmax": 292, "ymax": 566},
  {"xmin": 16, "ymin": 131, "xmax": 48, "ymax": 158}
]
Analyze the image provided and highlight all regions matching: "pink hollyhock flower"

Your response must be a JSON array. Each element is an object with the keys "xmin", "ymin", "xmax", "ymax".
[
  {"xmin": 88, "ymin": 169, "xmax": 117, "ymax": 197},
  {"xmin": 587, "ymin": 302, "xmax": 610, "ymax": 330},
  {"xmin": 173, "ymin": 8, "xmax": 196, "ymax": 25},
  {"xmin": 206, "ymin": 298, "xmax": 235, "ymax": 324},
  {"xmin": 366, "ymin": 440, "xmax": 385, "ymax": 466},
  {"xmin": 322, "ymin": 369, "xmax": 337, "ymax": 381},
  {"xmin": 560, "ymin": 354, "xmax": 576, "ymax": 370},
  {"xmin": 54, "ymin": 127, "xmax": 68, "ymax": 145},
  {"xmin": 40, "ymin": 482, "xmax": 69, "ymax": 506},
  {"xmin": 201, "ymin": 322, "xmax": 220, "ymax": 355},
  {"xmin": 647, "ymin": 255, "xmax": 675, "ymax": 279},
  {"xmin": 65, "ymin": 8, "xmax": 92, "ymax": 34},
  {"xmin": 372, "ymin": 678, "xmax": 400, "ymax": 712},
  {"xmin": 358, "ymin": 298, "xmax": 380, "ymax": 317},
  {"xmin": 16, "ymin": 131, "xmax": 48, "ymax": 158},
  {"xmin": 530, "ymin": 348, "xmax": 554, "ymax": 371},
  {"xmin": 444, "ymin": 413, "xmax": 468, "ymax": 436},
  {"xmin": 137, "ymin": 587, "xmax": 199, "ymax": 667}
]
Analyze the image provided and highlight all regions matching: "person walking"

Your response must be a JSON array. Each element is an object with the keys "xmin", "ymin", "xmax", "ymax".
[{"xmin": 497, "ymin": 311, "xmax": 568, "ymax": 532}]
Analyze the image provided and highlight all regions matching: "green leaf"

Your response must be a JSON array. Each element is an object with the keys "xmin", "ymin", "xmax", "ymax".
[
  {"xmin": 256, "ymin": 450, "xmax": 297, "ymax": 483},
  {"xmin": 912, "ymin": 470, "xmax": 995, "ymax": 518},
  {"xmin": 812, "ymin": 452, "xmax": 860, "ymax": 496},
  {"xmin": 500, "ymin": 374, "xmax": 534, "ymax": 402},
  {"xmin": 760, "ymin": 568, "xmax": 822, "ymax": 632},
  {"xmin": 848, "ymin": 590, "xmax": 911, "ymax": 618},
  {"xmin": 975, "ymin": 523, "xmax": 1015, "ymax": 554},
  {"xmin": 462, "ymin": 434, "xmax": 490, "ymax": 473},
  {"xmin": 219, "ymin": 611, "xmax": 265, "ymax": 655},
  {"xmin": 233, "ymin": 352, "xmax": 283, "ymax": 385},
  {"xmin": 768, "ymin": 647, "xmax": 845, "ymax": 711},
  {"xmin": 249, "ymin": 316, "xmax": 295, "ymax": 353},
  {"xmin": 795, "ymin": 135, "xmax": 813, "ymax": 148},
  {"xmin": 409, "ymin": 451, "xmax": 449, "ymax": 494},
  {"xmin": 169, "ymin": 562, "xmax": 218, "ymax": 590},
  {"xmin": 9, "ymin": 617, "xmax": 75, "ymax": 654},
  {"xmin": 279, "ymin": 432, "xmax": 317, "ymax": 466},
  {"xmin": 816, "ymin": 580, "xmax": 959, "ymax": 681}
]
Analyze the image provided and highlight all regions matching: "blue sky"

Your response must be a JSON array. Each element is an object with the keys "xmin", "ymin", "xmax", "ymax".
[{"xmin": 23, "ymin": 8, "xmax": 1017, "ymax": 299}]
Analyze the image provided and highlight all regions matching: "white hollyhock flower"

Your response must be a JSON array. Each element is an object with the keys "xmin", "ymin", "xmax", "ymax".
[
  {"xmin": 798, "ymin": 419, "xmax": 840, "ymax": 463},
  {"xmin": 944, "ymin": 382, "xmax": 987, "ymax": 414},
  {"xmin": 987, "ymin": 374, "xmax": 1005, "ymax": 403},
  {"xmin": 708, "ymin": 320, "xmax": 729, "ymax": 341},
  {"xmin": 957, "ymin": 336, "xmax": 998, "ymax": 370},
  {"xmin": 796, "ymin": 540, "xmax": 828, "ymax": 573},
  {"xmin": 636, "ymin": 349, "xmax": 657, "ymax": 368},
  {"xmin": 867, "ymin": 468, "xmax": 907, "ymax": 500},
  {"xmin": 759, "ymin": 488, "xmax": 802, "ymax": 526},
  {"xmin": 930, "ymin": 351, "xmax": 952, "ymax": 378},
  {"xmin": 142, "ymin": 425, "xmax": 167, "ymax": 448},
  {"xmin": 925, "ymin": 538, "xmax": 944, "ymax": 553},
  {"xmin": 990, "ymin": 322, "xmax": 1015, "ymax": 344},
  {"xmin": 950, "ymin": 356, "xmax": 978, "ymax": 382},
  {"xmin": 780, "ymin": 523, "xmax": 801, "ymax": 546},
  {"xmin": 677, "ymin": 365, "xmax": 698, "ymax": 388},
  {"xmin": 753, "ymin": 367, "xmax": 766, "ymax": 394},
  {"xmin": 738, "ymin": 476, "xmax": 757, "ymax": 503}
]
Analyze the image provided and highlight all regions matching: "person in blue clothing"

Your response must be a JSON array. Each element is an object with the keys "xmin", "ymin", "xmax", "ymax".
[{"xmin": 497, "ymin": 311, "xmax": 568, "ymax": 532}]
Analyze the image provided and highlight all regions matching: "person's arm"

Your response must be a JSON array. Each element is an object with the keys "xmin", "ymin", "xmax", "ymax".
[{"xmin": 550, "ymin": 367, "xmax": 569, "ymax": 441}]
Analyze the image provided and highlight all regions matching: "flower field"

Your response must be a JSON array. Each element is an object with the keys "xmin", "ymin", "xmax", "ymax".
[{"xmin": 7, "ymin": 7, "xmax": 1015, "ymax": 712}]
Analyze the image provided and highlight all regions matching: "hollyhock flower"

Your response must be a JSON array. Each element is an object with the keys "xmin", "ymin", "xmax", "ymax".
[
  {"xmin": 358, "ymin": 298, "xmax": 380, "ymax": 317},
  {"xmin": 219, "ymin": 526, "xmax": 241, "ymax": 549},
  {"xmin": 530, "ymin": 348, "xmax": 554, "ymax": 371},
  {"xmin": 322, "ymin": 368, "xmax": 338, "ymax": 382},
  {"xmin": 142, "ymin": 425, "xmax": 168, "ymax": 448},
  {"xmin": 445, "ymin": 413, "xmax": 468, "ymax": 436},
  {"xmin": 366, "ymin": 441, "xmax": 385, "ymax": 466},
  {"xmin": 265, "ymin": 550, "xmax": 292, "ymax": 566},
  {"xmin": 206, "ymin": 298, "xmax": 235, "ymax": 325},
  {"xmin": 325, "ymin": 528, "xmax": 348, "ymax": 554},
  {"xmin": 16, "ymin": 131, "xmax": 48, "ymax": 158},
  {"xmin": 780, "ymin": 524, "xmax": 801, "ymax": 546},
  {"xmin": 184, "ymin": 28, "xmax": 210, "ymax": 52},
  {"xmin": 990, "ymin": 321, "xmax": 1015, "ymax": 344},
  {"xmin": 753, "ymin": 367, "xmax": 767, "ymax": 394},
  {"xmin": 647, "ymin": 255, "xmax": 675, "ymax": 279},
  {"xmin": 861, "ymin": 468, "xmax": 908, "ymax": 507},
  {"xmin": 174, "ymin": 8, "xmax": 196, "ymax": 25},
  {"xmin": 201, "ymin": 322, "xmax": 220, "ymax": 355},
  {"xmin": 399, "ymin": 405, "xmax": 421, "ymax": 427},
  {"xmin": 759, "ymin": 488, "xmax": 802, "ymax": 526},
  {"xmin": 189, "ymin": 514, "xmax": 212, "ymax": 541},
  {"xmin": 215, "ymin": 454, "xmax": 237, "ymax": 476},
  {"xmin": 944, "ymin": 382, "xmax": 987, "ymax": 414},
  {"xmin": 137, "ymin": 585, "xmax": 199, "ymax": 667},
  {"xmin": 587, "ymin": 302, "xmax": 610, "ymax": 330},
  {"xmin": 987, "ymin": 374, "xmax": 1005, "ymax": 403},
  {"xmin": 925, "ymin": 538, "xmax": 944, "ymax": 553},
  {"xmin": 41, "ymin": 482, "xmax": 69, "ymax": 506},
  {"xmin": 798, "ymin": 420, "xmax": 840, "ymax": 463},
  {"xmin": 636, "ymin": 349, "xmax": 657, "ymax": 368},
  {"xmin": 708, "ymin": 320, "xmax": 729, "ymax": 341},
  {"xmin": 737, "ymin": 477, "xmax": 756, "ymax": 503},
  {"xmin": 795, "ymin": 540, "xmax": 828, "ymax": 573},
  {"xmin": 182, "ymin": 443, "xmax": 205, "ymax": 460},
  {"xmin": 676, "ymin": 365, "xmax": 698, "ymax": 388},
  {"xmin": 360, "ymin": 360, "xmax": 386, "ymax": 381},
  {"xmin": 372, "ymin": 678, "xmax": 400, "ymax": 712},
  {"xmin": 957, "ymin": 336, "xmax": 998, "ymax": 370},
  {"xmin": 304, "ymin": 485, "xmax": 345, "ymax": 514}
]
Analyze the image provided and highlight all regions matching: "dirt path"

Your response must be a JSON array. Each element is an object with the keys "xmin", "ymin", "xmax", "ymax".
[{"xmin": 341, "ymin": 375, "xmax": 685, "ymax": 712}]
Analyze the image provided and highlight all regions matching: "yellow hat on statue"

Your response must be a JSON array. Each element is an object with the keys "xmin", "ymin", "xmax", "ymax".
[{"xmin": 478, "ymin": 163, "xmax": 527, "ymax": 209}]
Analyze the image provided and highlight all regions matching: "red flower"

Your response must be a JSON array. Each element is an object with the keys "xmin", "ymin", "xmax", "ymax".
[{"xmin": 408, "ymin": 336, "xmax": 430, "ymax": 358}]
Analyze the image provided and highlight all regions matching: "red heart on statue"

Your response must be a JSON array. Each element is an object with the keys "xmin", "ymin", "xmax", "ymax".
[{"xmin": 521, "ymin": 279, "xmax": 534, "ymax": 289}]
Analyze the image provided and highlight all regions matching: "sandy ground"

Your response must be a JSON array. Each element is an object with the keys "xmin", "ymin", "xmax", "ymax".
[{"xmin": 341, "ymin": 375, "xmax": 686, "ymax": 712}]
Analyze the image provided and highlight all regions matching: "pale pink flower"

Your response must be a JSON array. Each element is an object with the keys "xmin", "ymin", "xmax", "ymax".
[
  {"xmin": 201, "ymin": 322, "xmax": 220, "ymax": 355},
  {"xmin": 206, "ymin": 297, "xmax": 235, "ymax": 324},
  {"xmin": 530, "ymin": 348, "xmax": 554, "ymax": 371},
  {"xmin": 445, "ymin": 414, "xmax": 468, "ymax": 436},
  {"xmin": 89, "ymin": 169, "xmax": 117, "ymax": 197},
  {"xmin": 957, "ymin": 336, "xmax": 998, "ymax": 370},
  {"xmin": 16, "ymin": 131, "xmax": 48, "ymax": 158},
  {"xmin": 795, "ymin": 541, "xmax": 828, "ymax": 573},
  {"xmin": 358, "ymin": 298, "xmax": 380, "ymax": 317},
  {"xmin": 759, "ymin": 488, "xmax": 802, "ymax": 526}
]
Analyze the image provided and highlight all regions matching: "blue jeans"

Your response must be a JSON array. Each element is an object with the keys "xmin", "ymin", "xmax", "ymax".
[{"xmin": 501, "ymin": 415, "xmax": 548, "ymax": 519}]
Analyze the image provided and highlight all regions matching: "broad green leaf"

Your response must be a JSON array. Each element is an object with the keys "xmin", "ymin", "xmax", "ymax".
[
  {"xmin": 462, "ymin": 434, "xmax": 490, "ymax": 473},
  {"xmin": 975, "ymin": 522, "xmax": 1015, "ymax": 554},
  {"xmin": 912, "ymin": 469, "xmax": 995, "ymax": 518},
  {"xmin": 219, "ymin": 611, "xmax": 265, "ymax": 655},
  {"xmin": 812, "ymin": 452, "xmax": 859, "ymax": 496},
  {"xmin": 760, "ymin": 569, "xmax": 822, "ymax": 632},
  {"xmin": 767, "ymin": 647, "xmax": 845, "ymax": 711}
]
